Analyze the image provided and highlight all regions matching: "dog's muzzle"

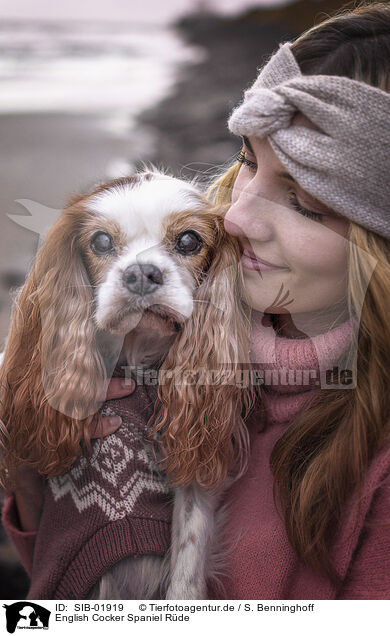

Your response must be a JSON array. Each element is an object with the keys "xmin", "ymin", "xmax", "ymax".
[{"xmin": 122, "ymin": 263, "xmax": 164, "ymax": 296}]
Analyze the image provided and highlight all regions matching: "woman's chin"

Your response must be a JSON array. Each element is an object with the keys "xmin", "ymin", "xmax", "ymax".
[{"xmin": 242, "ymin": 276, "xmax": 292, "ymax": 313}]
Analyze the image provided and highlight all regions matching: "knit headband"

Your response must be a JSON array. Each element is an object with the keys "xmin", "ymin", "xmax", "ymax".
[{"xmin": 228, "ymin": 40, "xmax": 390, "ymax": 239}]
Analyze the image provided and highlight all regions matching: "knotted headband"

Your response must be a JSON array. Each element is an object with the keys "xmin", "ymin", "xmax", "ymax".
[{"xmin": 228, "ymin": 40, "xmax": 390, "ymax": 239}]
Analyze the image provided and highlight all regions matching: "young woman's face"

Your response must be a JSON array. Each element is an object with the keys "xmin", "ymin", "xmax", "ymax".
[{"xmin": 224, "ymin": 114, "xmax": 350, "ymax": 329}]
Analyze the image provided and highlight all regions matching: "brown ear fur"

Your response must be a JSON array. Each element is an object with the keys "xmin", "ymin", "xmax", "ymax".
[
  {"xmin": 0, "ymin": 205, "xmax": 105, "ymax": 486},
  {"xmin": 149, "ymin": 213, "xmax": 257, "ymax": 490}
]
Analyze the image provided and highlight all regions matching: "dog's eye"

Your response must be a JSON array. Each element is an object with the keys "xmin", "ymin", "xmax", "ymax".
[
  {"xmin": 175, "ymin": 231, "xmax": 203, "ymax": 255},
  {"xmin": 90, "ymin": 232, "xmax": 114, "ymax": 255}
]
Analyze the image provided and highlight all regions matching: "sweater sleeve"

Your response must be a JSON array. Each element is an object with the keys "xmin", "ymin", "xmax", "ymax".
[
  {"xmin": 1, "ymin": 494, "xmax": 36, "ymax": 577},
  {"xmin": 337, "ymin": 469, "xmax": 390, "ymax": 600}
]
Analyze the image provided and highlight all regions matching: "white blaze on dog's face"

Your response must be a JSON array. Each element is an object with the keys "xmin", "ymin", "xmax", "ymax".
[{"xmin": 79, "ymin": 172, "xmax": 219, "ymax": 336}]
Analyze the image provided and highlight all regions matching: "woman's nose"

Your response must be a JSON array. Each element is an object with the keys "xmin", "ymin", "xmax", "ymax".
[{"xmin": 224, "ymin": 188, "xmax": 274, "ymax": 242}]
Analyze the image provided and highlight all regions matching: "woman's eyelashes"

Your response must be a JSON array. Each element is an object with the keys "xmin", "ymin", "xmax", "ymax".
[
  {"xmin": 237, "ymin": 149, "xmax": 324, "ymax": 223},
  {"xmin": 237, "ymin": 148, "xmax": 257, "ymax": 171},
  {"xmin": 287, "ymin": 192, "xmax": 324, "ymax": 222}
]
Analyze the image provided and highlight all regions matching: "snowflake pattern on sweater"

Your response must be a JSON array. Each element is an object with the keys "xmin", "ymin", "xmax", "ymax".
[{"xmin": 49, "ymin": 402, "xmax": 172, "ymax": 523}]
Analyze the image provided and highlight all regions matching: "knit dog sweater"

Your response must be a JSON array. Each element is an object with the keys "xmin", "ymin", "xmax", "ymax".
[{"xmin": 27, "ymin": 381, "xmax": 173, "ymax": 600}]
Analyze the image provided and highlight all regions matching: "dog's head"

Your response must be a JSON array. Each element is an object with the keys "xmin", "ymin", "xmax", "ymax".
[
  {"xmin": 81, "ymin": 171, "xmax": 234, "ymax": 369},
  {"xmin": 0, "ymin": 170, "xmax": 255, "ymax": 487}
]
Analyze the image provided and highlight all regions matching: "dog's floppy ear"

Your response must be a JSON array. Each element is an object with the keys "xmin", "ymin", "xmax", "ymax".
[
  {"xmin": 150, "ymin": 212, "xmax": 256, "ymax": 490},
  {"xmin": 0, "ymin": 204, "xmax": 105, "ymax": 484}
]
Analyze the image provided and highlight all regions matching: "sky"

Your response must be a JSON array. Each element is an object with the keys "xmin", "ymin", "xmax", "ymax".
[{"xmin": 0, "ymin": 0, "xmax": 289, "ymax": 24}]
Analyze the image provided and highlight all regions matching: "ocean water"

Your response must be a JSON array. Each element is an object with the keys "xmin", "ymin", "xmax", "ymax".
[{"xmin": 0, "ymin": 20, "xmax": 204, "ymax": 116}]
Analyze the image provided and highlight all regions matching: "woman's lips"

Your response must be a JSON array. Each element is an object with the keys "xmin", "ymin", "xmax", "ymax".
[{"xmin": 241, "ymin": 249, "xmax": 289, "ymax": 272}]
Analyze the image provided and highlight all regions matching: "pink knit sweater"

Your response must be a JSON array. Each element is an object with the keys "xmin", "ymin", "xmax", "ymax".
[
  {"xmin": 207, "ymin": 311, "xmax": 390, "ymax": 599},
  {"xmin": 3, "ymin": 311, "xmax": 390, "ymax": 599}
]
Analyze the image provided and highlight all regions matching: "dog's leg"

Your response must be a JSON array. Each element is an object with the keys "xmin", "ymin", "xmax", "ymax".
[{"xmin": 166, "ymin": 484, "xmax": 221, "ymax": 600}]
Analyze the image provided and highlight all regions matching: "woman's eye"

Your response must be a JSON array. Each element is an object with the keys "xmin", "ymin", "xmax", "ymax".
[
  {"xmin": 90, "ymin": 231, "xmax": 114, "ymax": 255},
  {"xmin": 287, "ymin": 192, "xmax": 324, "ymax": 223},
  {"xmin": 237, "ymin": 149, "xmax": 257, "ymax": 172},
  {"xmin": 175, "ymin": 230, "xmax": 203, "ymax": 255}
]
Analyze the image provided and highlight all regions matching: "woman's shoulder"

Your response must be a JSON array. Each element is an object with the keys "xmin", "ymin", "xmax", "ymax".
[
  {"xmin": 343, "ymin": 436, "xmax": 390, "ymax": 550},
  {"xmin": 336, "ymin": 437, "xmax": 390, "ymax": 599}
]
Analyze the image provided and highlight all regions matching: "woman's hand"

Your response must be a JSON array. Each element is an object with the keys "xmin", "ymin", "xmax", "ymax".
[
  {"xmin": 90, "ymin": 376, "xmax": 136, "ymax": 438},
  {"xmin": 13, "ymin": 376, "xmax": 137, "ymax": 532}
]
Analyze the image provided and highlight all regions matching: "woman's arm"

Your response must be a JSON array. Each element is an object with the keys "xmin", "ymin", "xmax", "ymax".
[
  {"xmin": 12, "ymin": 466, "xmax": 45, "ymax": 532},
  {"xmin": 2, "ymin": 491, "xmax": 39, "ymax": 576},
  {"xmin": 1, "ymin": 376, "xmax": 135, "ymax": 573},
  {"xmin": 337, "ymin": 469, "xmax": 390, "ymax": 599}
]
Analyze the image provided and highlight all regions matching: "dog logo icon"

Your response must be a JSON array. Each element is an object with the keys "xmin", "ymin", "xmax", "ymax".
[{"xmin": 3, "ymin": 602, "xmax": 50, "ymax": 633}]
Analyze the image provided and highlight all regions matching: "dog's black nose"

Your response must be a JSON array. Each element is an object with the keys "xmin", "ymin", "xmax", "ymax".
[{"xmin": 122, "ymin": 263, "xmax": 163, "ymax": 295}]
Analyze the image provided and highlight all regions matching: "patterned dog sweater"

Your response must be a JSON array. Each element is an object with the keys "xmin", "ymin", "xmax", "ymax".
[{"xmin": 27, "ymin": 381, "xmax": 174, "ymax": 600}]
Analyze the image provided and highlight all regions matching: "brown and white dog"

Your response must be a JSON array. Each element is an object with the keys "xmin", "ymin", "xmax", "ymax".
[{"xmin": 0, "ymin": 170, "xmax": 255, "ymax": 599}]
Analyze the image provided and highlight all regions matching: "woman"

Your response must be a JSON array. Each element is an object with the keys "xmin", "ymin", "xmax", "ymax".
[{"xmin": 3, "ymin": 1, "xmax": 390, "ymax": 599}]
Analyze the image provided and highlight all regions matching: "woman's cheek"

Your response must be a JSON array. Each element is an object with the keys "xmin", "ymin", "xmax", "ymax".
[
  {"xmin": 292, "ymin": 222, "xmax": 349, "ymax": 277},
  {"xmin": 284, "ymin": 224, "xmax": 348, "ymax": 309}
]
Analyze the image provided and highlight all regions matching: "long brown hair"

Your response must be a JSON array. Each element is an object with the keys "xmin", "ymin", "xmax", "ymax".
[{"xmin": 209, "ymin": 1, "xmax": 390, "ymax": 588}]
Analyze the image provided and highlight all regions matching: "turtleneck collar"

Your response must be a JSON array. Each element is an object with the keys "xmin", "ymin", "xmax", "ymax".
[{"xmin": 248, "ymin": 310, "xmax": 359, "ymax": 425}]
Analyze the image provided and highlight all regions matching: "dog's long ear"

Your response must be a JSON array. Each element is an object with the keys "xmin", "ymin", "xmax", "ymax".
[
  {"xmin": 150, "ymin": 213, "xmax": 257, "ymax": 490},
  {"xmin": 0, "ymin": 205, "xmax": 105, "ymax": 485}
]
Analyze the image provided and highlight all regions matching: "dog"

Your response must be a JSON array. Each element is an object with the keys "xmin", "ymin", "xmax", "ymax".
[{"xmin": 0, "ymin": 170, "xmax": 256, "ymax": 599}]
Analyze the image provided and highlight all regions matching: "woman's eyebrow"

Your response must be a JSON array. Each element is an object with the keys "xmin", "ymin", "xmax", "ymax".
[{"xmin": 278, "ymin": 172, "xmax": 297, "ymax": 184}]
